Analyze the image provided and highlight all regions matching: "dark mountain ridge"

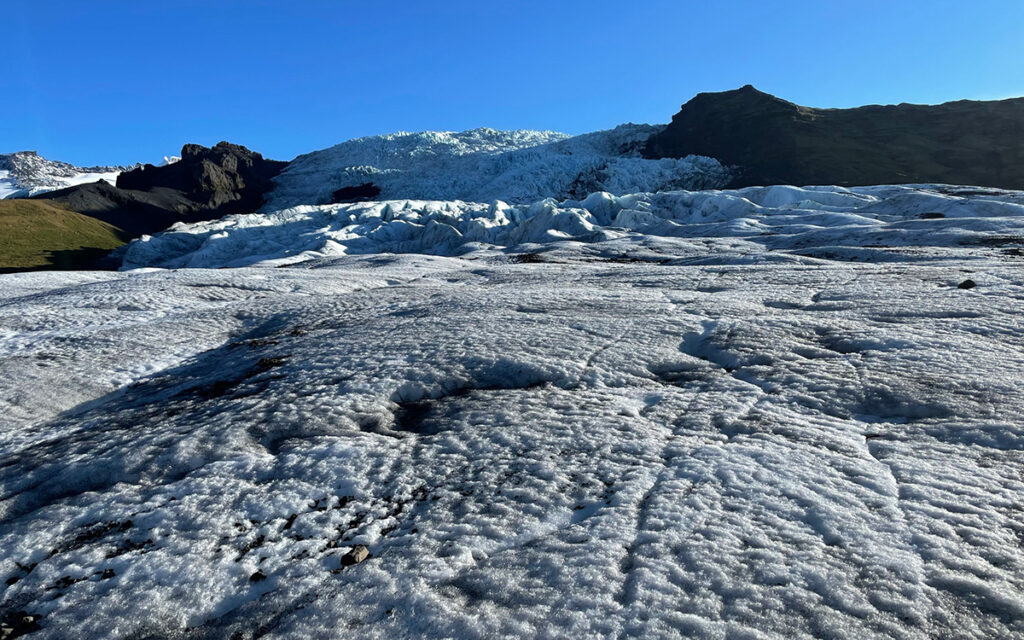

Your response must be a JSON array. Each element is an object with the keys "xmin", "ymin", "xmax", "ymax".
[
  {"xmin": 643, "ymin": 85, "xmax": 1024, "ymax": 189},
  {"xmin": 116, "ymin": 142, "xmax": 286, "ymax": 212},
  {"xmin": 34, "ymin": 142, "xmax": 287, "ymax": 236}
]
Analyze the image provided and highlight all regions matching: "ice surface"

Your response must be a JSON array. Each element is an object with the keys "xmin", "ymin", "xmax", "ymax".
[
  {"xmin": 2, "ymin": 192, "xmax": 1024, "ymax": 637},
  {"xmin": 121, "ymin": 184, "xmax": 1024, "ymax": 270},
  {"xmin": 0, "ymin": 152, "xmax": 128, "ymax": 199},
  {"xmin": 263, "ymin": 125, "xmax": 732, "ymax": 210}
]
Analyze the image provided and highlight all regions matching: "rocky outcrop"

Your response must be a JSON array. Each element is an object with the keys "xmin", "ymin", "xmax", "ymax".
[
  {"xmin": 34, "ymin": 142, "xmax": 288, "ymax": 237},
  {"xmin": 644, "ymin": 85, "xmax": 1024, "ymax": 189},
  {"xmin": 331, "ymin": 183, "xmax": 381, "ymax": 203},
  {"xmin": 117, "ymin": 142, "xmax": 287, "ymax": 212}
]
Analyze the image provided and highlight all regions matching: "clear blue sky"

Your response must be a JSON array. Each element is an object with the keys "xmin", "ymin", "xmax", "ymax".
[{"xmin": 5, "ymin": 0, "xmax": 1023, "ymax": 166}]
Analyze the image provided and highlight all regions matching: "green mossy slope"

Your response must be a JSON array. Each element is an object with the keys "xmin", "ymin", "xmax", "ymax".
[{"xmin": 0, "ymin": 200, "xmax": 127, "ymax": 272}]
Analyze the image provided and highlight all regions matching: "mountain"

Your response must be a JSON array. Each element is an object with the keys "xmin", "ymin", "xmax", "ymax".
[
  {"xmin": 7, "ymin": 88, "xmax": 1024, "ymax": 273},
  {"xmin": 33, "ymin": 142, "xmax": 288, "ymax": 236},
  {"xmin": 116, "ymin": 142, "xmax": 287, "ymax": 211},
  {"xmin": 0, "ymin": 151, "xmax": 134, "ymax": 199},
  {"xmin": 643, "ymin": 85, "xmax": 1024, "ymax": 189},
  {"xmin": 263, "ymin": 125, "xmax": 731, "ymax": 211}
]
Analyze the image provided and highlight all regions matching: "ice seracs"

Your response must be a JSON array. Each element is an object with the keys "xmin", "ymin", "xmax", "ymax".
[
  {"xmin": 121, "ymin": 183, "xmax": 1024, "ymax": 269},
  {"xmin": 263, "ymin": 125, "xmax": 731, "ymax": 210}
]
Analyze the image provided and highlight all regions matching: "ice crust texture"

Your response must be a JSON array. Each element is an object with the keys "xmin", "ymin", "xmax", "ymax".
[
  {"xmin": 2, "ymin": 182, "xmax": 1024, "ymax": 637},
  {"xmin": 262, "ymin": 125, "xmax": 732, "ymax": 210}
]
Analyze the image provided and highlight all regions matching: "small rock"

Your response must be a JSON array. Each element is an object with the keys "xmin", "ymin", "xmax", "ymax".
[
  {"xmin": 340, "ymin": 545, "xmax": 370, "ymax": 567},
  {"xmin": 249, "ymin": 570, "xmax": 266, "ymax": 583},
  {"xmin": 958, "ymin": 279, "xmax": 977, "ymax": 289},
  {"xmin": 0, "ymin": 611, "xmax": 40, "ymax": 639},
  {"xmin": 255, "ymin": 356, "xmax": 288, "ymax": 371},
  {"xmin": 918, "ymin": 212, "xmax": 946, "ymax": 219}
]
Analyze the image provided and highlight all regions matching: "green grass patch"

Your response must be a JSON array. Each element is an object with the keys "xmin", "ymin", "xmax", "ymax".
[{"xmin": 0, "ymin": 200, "xmax": 128, "ymax": 272}]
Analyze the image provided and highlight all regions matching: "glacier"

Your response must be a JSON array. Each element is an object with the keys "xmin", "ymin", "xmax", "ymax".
[
  {"xmin": 122, "ymin": 184, "xmax": 1024, "ymax": 269},
  {"xmin": 0, "ymin": 152, "xmax": 132, "ymax": 199},
  {"xmin": 1, "ymin": 181, "xmax": 1024, "ymax": 637},
  {"xmin": 262, "ymin": 125, "xmax": 732, "ymax": 210}
]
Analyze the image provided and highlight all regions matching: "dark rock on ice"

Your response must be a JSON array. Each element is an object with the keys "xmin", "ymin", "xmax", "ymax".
[
  {"xmin": 33, "ymin": 142, "xmax": 288, "ymax": 238},
  {"xmin": 331, "ymin": 182, "xmax": 382, "ymax": 203},
  {"xmin": 340, "ymin": 545, "xmax": 370, "ymax": 566},
  {"xmin": 0, "ymin": 611, "xmax": 41, "ymax": 639}
]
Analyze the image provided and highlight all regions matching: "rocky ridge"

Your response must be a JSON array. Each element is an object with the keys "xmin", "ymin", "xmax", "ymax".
[
  {"xmin": 33, "ymin": 142, "xmax": 288, "ymax": 236},
  {"xmin": 644, "ymin": 85, "xmax": 1024, "ymax": 189}
]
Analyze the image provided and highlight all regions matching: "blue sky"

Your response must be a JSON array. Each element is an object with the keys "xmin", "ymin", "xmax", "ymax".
[{"xmin": 5, "ymin": 0, "xmax": 1023, "ymax": 165}]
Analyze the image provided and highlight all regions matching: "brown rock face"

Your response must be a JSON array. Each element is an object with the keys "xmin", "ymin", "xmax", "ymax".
[
  {"xmin": 644, "ymin": 85, "xmax": 1024, "ymax": 189},
  {"xmin": 117, "ymin": 141, "xmax": 288, "ymax": 212},
  {"xmin": 34, "ymin": 142, "xmax": 289, "ymax": 238}
]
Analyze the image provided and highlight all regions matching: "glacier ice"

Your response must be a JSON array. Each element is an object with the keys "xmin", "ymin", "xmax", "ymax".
[
  {"xmin": 3, "ymin": 180, "xmax": 1024, "ymax": 637},
  {"xmin": 2, "ymin": 240, "xmax": 1024, "ymax": 637},
  {"xmin": 0, "ymin": 152, "xmax": 131, "ymax": 199},
  {"xmin": 122, "ymin": 184, "xmax": 1024, "ymax": 269},
  {"xmin": 262, "ymin": 125, "xmax": 732, "ymax": 210}
]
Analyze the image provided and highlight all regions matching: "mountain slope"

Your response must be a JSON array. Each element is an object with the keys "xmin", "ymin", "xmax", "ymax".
[
  {"xmin": 0, "ymin": 151, "xmax": 133, "ymax": 199},
  {"xmin": 0, "ymin": 200, "xmax": 127, "ymax": 271},
  {"xmin": 264, "ymin": 125, "xmax": 731, "ymax": 211},
  {"xmin": 32, "ymin": 142, "xmax": 288, "ymax": 237},
  {"xmin": 644, "ymin": 85, "xmax": 1024, "ymax": 188}
]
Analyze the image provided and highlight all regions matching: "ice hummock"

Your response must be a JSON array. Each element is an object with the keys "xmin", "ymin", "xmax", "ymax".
[{"xmin": 121, "ymin": 184, "xmax": 1024, "ymax": 269}]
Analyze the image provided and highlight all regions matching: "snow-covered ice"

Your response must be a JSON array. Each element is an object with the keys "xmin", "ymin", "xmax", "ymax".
[
  {"xmin": 263, "ymin": 125, "xmax": 731, "ymax": 210},
  {"xmin": 123, "ymin": 183, "xmax": 1024, "ymax": 270},
  {"xmin": 2, "ymin": 185, "xmax": 1024, "ymax": 638}
]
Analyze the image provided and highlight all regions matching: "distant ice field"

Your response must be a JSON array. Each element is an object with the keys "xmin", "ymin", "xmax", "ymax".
[
  {"xmin": 0, "ymin": 167, "xmax": 121, "ymax": 200},
  {"xmin": 262, "ymin": 125, "xmax": 731, "ymax": 210}
]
